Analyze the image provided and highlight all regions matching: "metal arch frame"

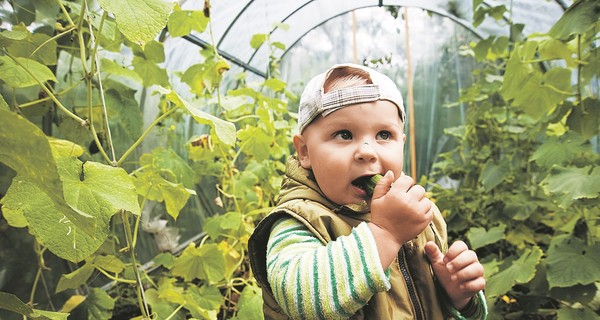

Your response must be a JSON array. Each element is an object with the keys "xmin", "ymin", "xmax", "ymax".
[
  {"xmin": 182, "ymin": 0, "xmax": 569, "ymax": 79},
  {"xmin": 269, "ymin": 3, "xmax": 486, "ymax": 68}
]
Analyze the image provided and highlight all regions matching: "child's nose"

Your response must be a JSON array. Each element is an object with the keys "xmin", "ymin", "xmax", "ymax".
[{"xmin": 354, "ymin": 141, "xmax": 377, "ymax": 162}]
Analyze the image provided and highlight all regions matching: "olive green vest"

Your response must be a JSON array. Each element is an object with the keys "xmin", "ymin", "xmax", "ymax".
[{"xmin": 249, "ymin": 157, "xmax": 451, "ymax": 319}]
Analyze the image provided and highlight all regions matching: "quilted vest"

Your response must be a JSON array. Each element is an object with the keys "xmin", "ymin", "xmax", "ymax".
[{"xmin": 248, "ymin": 157, "xmax": 450, "ymax": 319}]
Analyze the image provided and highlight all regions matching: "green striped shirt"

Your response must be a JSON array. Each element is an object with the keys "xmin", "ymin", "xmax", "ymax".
[
  {"xmin": 266, "ymin": 216, "xmax": 488, "ymax": 320},
  {"xmin": 266, "ymin": 217, "xmax": 390, "ymax": 319}
]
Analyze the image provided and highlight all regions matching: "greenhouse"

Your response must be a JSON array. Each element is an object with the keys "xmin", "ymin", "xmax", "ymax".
[{"xmin": 0, "ymin": 0, "xmax": 598, "ymax": 319}]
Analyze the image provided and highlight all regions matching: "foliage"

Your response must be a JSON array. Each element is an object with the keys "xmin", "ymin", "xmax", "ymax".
[
  {"xmin": 0, "ymin": 0, "xmax": 293, "ymax": 319},
  {"xmin": 429, "ymin": 0, "xmax": 600, "ymax": 318}
]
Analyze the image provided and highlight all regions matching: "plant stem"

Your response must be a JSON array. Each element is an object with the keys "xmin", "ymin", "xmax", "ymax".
[
  {"xmin": 165, "ymin": 304, "xmax": 185, "ymax": 320},
  {"xmin": 96, "ymin": 268, "xmax": 137, "ymax": 284},
  {"xmin": 117, "ymin": 107, "xmax": 178, "ymax": 166},
  {"xmin": 121, "ymin": 210, "xmax": 151, "ymax": 319}
]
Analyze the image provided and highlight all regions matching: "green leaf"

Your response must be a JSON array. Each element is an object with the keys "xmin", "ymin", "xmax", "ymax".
[
  {"xmin": 513, "ymin": 68, "xmax": 572, "ymax": 120},
  {"xmin": 549, "ymin": 0, "xmax": 600, "ymax": 41},
  {"xmin": 153, "ymin": 252, "xmax": 175, "ymax": 269},
  {"xmin": 0, "ymin": 292, "xmax": 69, "ymax": 320},
  {"xmin": 556, "ymin": 306, "xmax": 600, "ymax": 320},
  {"xmin": 499, "ymin": 42, "xmax": 536, "ymax": 101},
  {"xmin": 141, "ymin": 148, "xmax": 197, "ymax": 188},
  {"xmin": 167, "ymin": 5, "xmax": 209, "ymax": 37},
  {"xmin": 479, "ymin": 159, "xmax": 509, "ymax": 191},
  {"xmin": 56, "ymin": 263, "xmax": 95, "ymax": 293},
  {"xmin": 186, "ymin": 285, "xmax": 224, "ymax": 311},
  {"xmin": 2, "ymin": 177, "xmax": 108, "ymax": 262},
  {"xmin": 538, "ymin": 37, "xmax": 575, "ymax": 66},
  {"xmin": 250, "ymin": 34, "xmax": 267, "ymax": 49},
  {"xmin": 237, "ymin": 126, "xmax": 272, "ymax": 161},
  {"xmin": 567, "ymin": 98, "xmax": 600, "ymax": 140},
  {"xmin": 60, "ymin": 159, "xmax": 141, "ymax": 216},
  {"xmin": 486, "ymin": 246, "xmax": 543, "ymax": 298},
  {"xmin": 263, "ymin": 78, "xmax": 286, "ymax": 92},
  {"xmin": 467, "ymin": 225, "xmax": 506, "ymax": 250},
  {"xmin": 83, "ymin": 288, "xmax": 115, "ymax": 320},
  {"xmin": 0, "ymin": 94, "xmax": 9, "ymax": 110},
  {"xmin": 97, "ymin": 0, "xmax": 174, "ymax": 46},
  {"xmin": 132, "ymin": 56, "xmax": 169, "ymax": 87},
  {"xmin": 0, "ymin": 110, "xmax": 95, "ymax": 236},
  {"xmin": 0, "ymin": 29, "xmax": 29, "ymax": 46},
  {"xmin": 234, "ymin": 285, "xmax": 264, "ymax": 320},
  {"xmin": 541, "ymin": 165, "xmax": 600, "ymax": 207},
  {"xmin": 0, "ymin": 56, "xmax": 57, "ymax": 88},
  {"xmin": 159, "ymin": 179, "xmax": 194, "ymax": 220},
  {"xmin": 7, "ymin": 32, "xmax": 57, "ymax": 65},
  {"xmin": 142, "ymin": 40, "xmax": 165, "ymax": 63},
  {"xmin": 530, "ymin": 132, "xmax": 591, "ymax": 167},
  {"xmin": 172, "ymin": 243, "xmax": 226, "ymax": 282},
  {"xmin": 100, "ymin": 59, "xmax": 142, "ymax": 83},
  {"xmin": 145, "ymin": 289, "xmax": 185, "ymax": 320},
  {"xmin": 91, "ymin": 255, "xmax": 125, "ymax": 273},
  {"xmin": 546, "ymin": 234, "xmax": 600, "ymax": 288},
  {"xmin": 168, "ymin": 90, "xmax": 236, "ymax": 146}
]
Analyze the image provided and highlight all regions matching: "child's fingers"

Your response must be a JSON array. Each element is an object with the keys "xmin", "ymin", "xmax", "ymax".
[
  {"xmin": 391, "ymin": 173, "xmax": 415, "ymax": 192},
  {"xmin": 450, "ymin": 262, "xmax": 485, "ymax": 283},
  {"xmin": 443, "ymin": 241, "xmax": 469, "ymax": 264},
  {"xmin": 460, "ymin": 276, "xmax": 486, "ymax": 293}
]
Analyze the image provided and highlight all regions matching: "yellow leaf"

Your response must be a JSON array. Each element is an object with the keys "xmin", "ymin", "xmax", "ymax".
[{"xmin": 60, "ymin": 295, "xmax": 86, "ymax": 312}]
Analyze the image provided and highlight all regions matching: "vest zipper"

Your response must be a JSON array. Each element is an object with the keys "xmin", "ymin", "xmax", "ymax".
[{"xmin": 398, "ymin": 246, "xmax": 425, "ymax": 320}]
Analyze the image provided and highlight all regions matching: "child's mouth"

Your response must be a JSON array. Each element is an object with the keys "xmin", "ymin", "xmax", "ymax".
[{"xmin": 352, "ymin": 174, "xmax": 383, "ymax": 198}]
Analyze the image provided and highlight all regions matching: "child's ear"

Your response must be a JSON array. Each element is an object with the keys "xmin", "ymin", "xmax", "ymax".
[{"xmin": 293, "ymin": 134, "xmax": 311, "ymax": 169}]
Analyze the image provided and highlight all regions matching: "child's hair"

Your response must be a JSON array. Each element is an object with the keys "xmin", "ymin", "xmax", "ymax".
[{"xmin": 323, "ymin": 66, "xmax": 372, "ymax": 93}]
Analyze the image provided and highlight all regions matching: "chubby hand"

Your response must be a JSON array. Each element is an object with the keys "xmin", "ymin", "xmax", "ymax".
[
  {"xmin": 425, "ymin": 241, "xmax": 486, "ymax": 310},
  {"xmin": 369, "ymin": 171, "xmax": 433, "ymax": 246}
]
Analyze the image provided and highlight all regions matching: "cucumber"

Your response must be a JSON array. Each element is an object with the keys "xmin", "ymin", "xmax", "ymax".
[{"xmin": 359, "ymin": 174, "xmax": 383, "ymax": 198}]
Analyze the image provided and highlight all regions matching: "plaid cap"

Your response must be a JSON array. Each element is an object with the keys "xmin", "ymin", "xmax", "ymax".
[{"xmin": 297, "ymin": 63, "xmax": 405, "ymax": 133}]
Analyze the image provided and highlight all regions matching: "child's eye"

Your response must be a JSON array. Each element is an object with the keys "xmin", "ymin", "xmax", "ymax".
[
  {"xmin": 333, "ymin": 130, "xmax": 352, "ymax": 140},
  {"xmin": 377, "ymin": 131, "xmax": 391, "ymax": 140}
]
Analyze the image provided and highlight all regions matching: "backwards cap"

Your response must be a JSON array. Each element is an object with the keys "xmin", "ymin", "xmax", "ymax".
[{"xmin": 297, "ymin": 63, "xmax": 405, "ymax": 133}]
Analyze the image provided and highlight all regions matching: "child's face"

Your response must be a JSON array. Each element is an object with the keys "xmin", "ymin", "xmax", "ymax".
[{"xmin": 294, "ymin": 100, "xmax": 406, "ymax": 205}]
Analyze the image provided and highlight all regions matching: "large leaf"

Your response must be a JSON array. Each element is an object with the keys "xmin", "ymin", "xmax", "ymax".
[
  {"xmin": 83, "ymin": 288, "xmax": 115, "ymax": 320},
  {"xmin": 479, "ymin": 159, "xmax": 509, "ymax": 191},
  {"xmin": 171, "ymin": 243, "xmax": 225, "ymax": 282},
  {"xmin": 60, "ymin": 158, "xmax": 141, "ymax": 216},
  {"xmin": 499, "ymin": 41, "xmax": 537, "ymax": 101},
  {"xmin": 546, "ymin": 234, "xmax": 600, "ymax": 288},
  {"xmin": 0, "ymin": 110, "xmax": 95, "ymax": 235},
  {"xmin": 56, "ymin": 263, "xmax": 95, "ymax": 293},
  {"xmin": 0, "ymin": 292, "xmax": 69, "ymax": 320},
  {"xmin": 167, "ymin": 4, "xmax": 209, "ymax": 37},
  {"xmin": 549, "ymin": 0, "xmax": 600, "ymax": 41},
  {"xmin": 541, "ymin": 165, "xmax": 600, "ymax": 207},
  {"xmin": 233, "ymin": 285, "xmax": 264, "ymax": 320},
  {"xmin": 7, "ymin": 32, "xmax": 57, "ymax": 65},
  {"xmin": 513, "ymin": 68, "xmax": 572, "ymax": 120},
  {"xmin": 0, "ymin": 56, "xmax": 57, "ymax": 88},
  {"xmin": 2, "ymin": 177, "xmax": 109, "ymax": 262},
  {"xmin": 97, "ymin": 0, "xmax": 174, "ymax": 46},
  {"xmin": 132, "ymin": 56, "xmax": 169, "ymax": 87},
  {"xmin": 467, "ymin": 225, "xmax": 506, "ymax": 250},
  {"xmin": 167, "ymin": 90, "xmax": 236, "ymax": 146},
  {"xmin": 567, "ymin": 98, "xmax": 600, "ymax": 140},
  {"xmin": 486, "ymin": 246, "xmax": 543, "ymax": 298},
  {"xmin": 530, "ymin": 132, "xmax": 591, "ymax": 167},
  {"xmin": 140, "ymin": 148, "xmax": 197, "ymax": 188}
]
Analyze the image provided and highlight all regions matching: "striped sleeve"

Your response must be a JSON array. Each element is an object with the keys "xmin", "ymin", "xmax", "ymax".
[{"xmin": 266, "ymin": 216, "xmax": 390, "ymax": 319}]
